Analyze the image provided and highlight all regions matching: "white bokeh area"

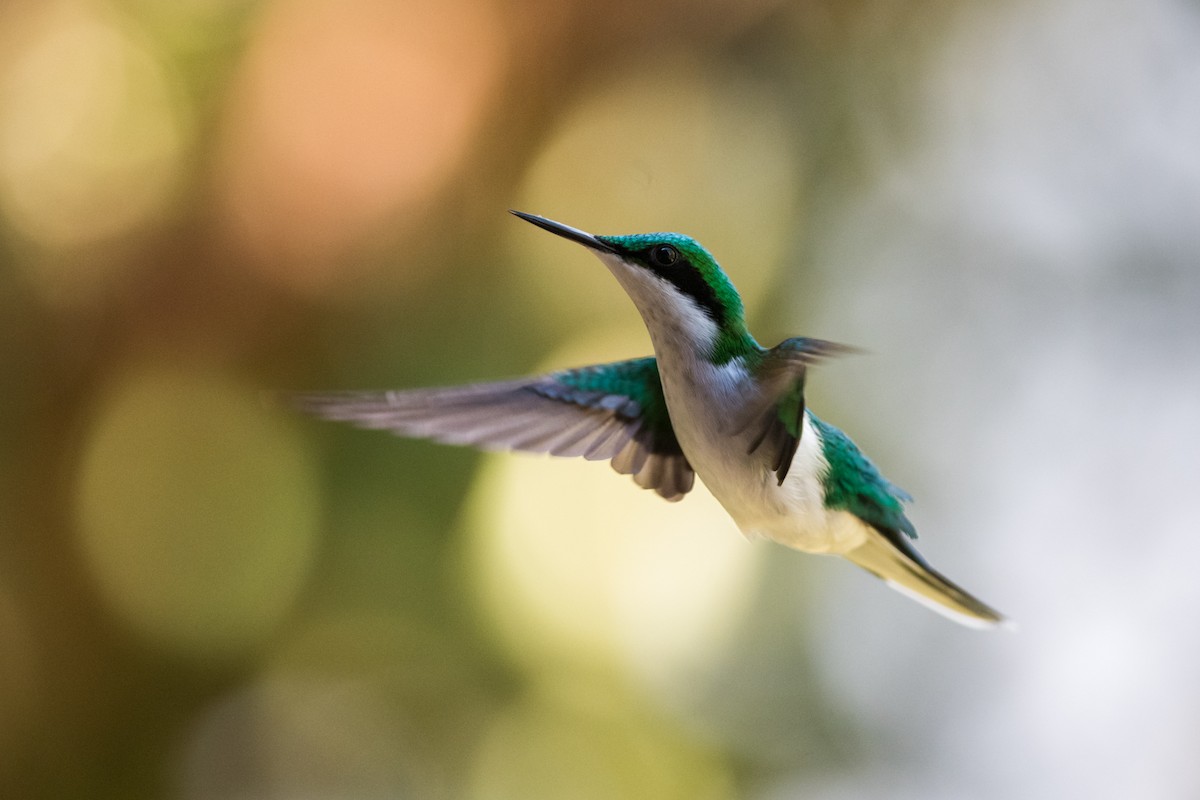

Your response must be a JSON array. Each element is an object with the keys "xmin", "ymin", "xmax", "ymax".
[{"xmin": 781, "ymin": 1, "xmax": 1200, "ymax": 798}]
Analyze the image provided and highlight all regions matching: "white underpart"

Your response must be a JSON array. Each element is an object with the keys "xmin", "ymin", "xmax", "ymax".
[{"xmin": 593, "ymin": 251, "xmax": 869, "ymax": 556}]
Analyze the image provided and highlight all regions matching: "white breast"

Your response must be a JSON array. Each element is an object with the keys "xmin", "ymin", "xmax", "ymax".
[{"xmin": 656, "ymin": 354, "xmax": 867, "ymax": 555}]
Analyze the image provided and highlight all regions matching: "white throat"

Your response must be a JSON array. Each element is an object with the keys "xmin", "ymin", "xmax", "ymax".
[{"xmin": 592, "ymin": 251, "xmax": 721, "ymax": 360}]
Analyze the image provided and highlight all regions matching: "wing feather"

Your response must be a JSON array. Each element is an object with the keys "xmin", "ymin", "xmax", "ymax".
[
  {"xmin": 290, "ymin": 357, "xmax": 694, "ymax": 501},
  {"xmin": 734, "ymin": 337, "xmax": 857, "ymax": 485},
  {"xmin": 611, "ymin": 435, "xmax": 650, "ymax": 475}
]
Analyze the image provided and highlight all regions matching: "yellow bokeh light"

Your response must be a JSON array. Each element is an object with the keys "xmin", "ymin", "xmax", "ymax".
[
  {"xmin": 467, "ymin": 683, "xmax": 735, "ymax": 800},
  {"xmin": 0, "ymin": 2, "xmax": 187, "ymax": 269},
  {"xmin": 462, "ymin": 332, "xmax": 763, "ymax": 699},
  {"xmin": 216, "ymin": 0, "xmax": 508, "ymax": 291},
  {"xmin": 74, "ymin": 359, "xmax": 321, "ymax": 659},
  {"xmin": 511, "ymin": 57, "xmax": 801, "ymax": 332}
]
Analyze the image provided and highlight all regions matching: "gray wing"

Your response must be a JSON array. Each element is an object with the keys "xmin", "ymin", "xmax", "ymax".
[
  {"xmin": 289, "ymin": 357, "xmax": 695, "ymax": 501},
  {"xmin": 730, "ymin": 337, "xmax": 858, "ymax": 485}
]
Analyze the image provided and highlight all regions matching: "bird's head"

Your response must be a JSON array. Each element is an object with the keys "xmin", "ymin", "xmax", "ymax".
[{"xmin": 512, "ymin": 211, "xmax": 755, "ymax": 363}]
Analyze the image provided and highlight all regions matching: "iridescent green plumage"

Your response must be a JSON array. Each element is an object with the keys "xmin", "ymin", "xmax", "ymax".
[{"xmin": 810, "ymin": 415, "xmax": 916, "ymax": 539}]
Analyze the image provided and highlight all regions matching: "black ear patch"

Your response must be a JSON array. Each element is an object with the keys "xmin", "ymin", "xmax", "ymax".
[{"xmin": 636, "ymin": 245, "xmax": 727, "ymax": 327}]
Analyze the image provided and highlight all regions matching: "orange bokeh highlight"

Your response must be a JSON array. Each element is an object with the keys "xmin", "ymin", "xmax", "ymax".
[
  {"xmin": 0, "ymin": 2, "xmax": 187, "ymax": 304},
  {"xmin": 216, "ymin": 0, "xmax": 507, "ymax": 292}
]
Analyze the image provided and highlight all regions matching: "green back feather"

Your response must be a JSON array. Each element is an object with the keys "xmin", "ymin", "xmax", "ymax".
[{"xmin": 811, "ymin": 414, "xmax": 917, "ymax": 539}]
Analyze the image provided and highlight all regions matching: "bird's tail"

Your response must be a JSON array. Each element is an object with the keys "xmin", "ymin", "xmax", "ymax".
[{"xmin": 843, "ymin": 530, "xmax": 1009, "ymax": 629}]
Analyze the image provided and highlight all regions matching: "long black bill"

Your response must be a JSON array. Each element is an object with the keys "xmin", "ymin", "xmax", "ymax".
[{"xmin": 510, "ymin": 210, "xmax": 618, "ymax": 254}]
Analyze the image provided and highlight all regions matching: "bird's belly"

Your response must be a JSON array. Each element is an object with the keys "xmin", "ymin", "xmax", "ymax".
[
  {"xmin": 665, "ymin": 383, "xmax": 866, "ymax": 556},
  {"xmin": 670, "ymin": 417, "xmax": 856, "ymax": 555},
  {"xmin": 753, "ymin": 506, "xmax": 870, "ymax": 555},
  {"xmin": 708, "ymin": 465, "xmax": 867, "ymax": 555},
  {"xmin": 656, "ymin": 354, "xmax": 866, "ymax": 555}
]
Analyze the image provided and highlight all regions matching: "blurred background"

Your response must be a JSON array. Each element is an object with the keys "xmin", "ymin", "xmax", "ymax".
[{"xmin": 3, "ymin": 0, "xmax": 1200, "ymax": 797}]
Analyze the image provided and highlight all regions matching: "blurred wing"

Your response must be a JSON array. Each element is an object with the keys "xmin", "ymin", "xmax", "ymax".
[
  {"xmin": 732, "ymin": 337, "xmax": 858, "ymax": 485},
  {"xmin": 290, "ymin": 357, "xmax": 695, "ymax": 501}
]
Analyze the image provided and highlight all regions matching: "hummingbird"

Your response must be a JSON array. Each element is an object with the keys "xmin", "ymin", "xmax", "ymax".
[{"xmin": 293, "ymin": 211, "xmax": 1007, "ymax": 628}]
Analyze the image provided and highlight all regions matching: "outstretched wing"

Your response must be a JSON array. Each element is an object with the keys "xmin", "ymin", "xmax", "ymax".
[
  {"xmin": 289, "ymin": 357, "xmax": 695, "ymax": 501},
  {"xmin": 732, "ymin": 337, "xmax": 858, "ymax": 485}
]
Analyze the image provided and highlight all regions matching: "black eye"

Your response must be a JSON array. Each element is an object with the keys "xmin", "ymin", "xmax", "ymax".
[{"xmin": 650, "ymin": 244, "xmax": 679, "ymax": 267}]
